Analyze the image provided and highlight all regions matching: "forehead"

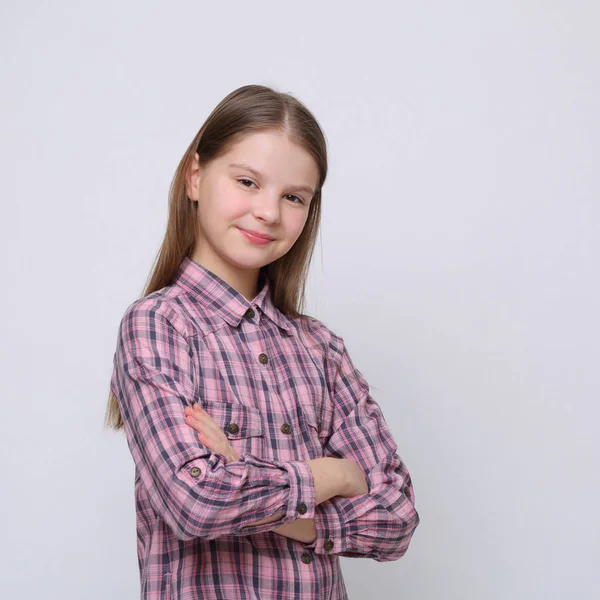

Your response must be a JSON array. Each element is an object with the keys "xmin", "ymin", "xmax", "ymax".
[{"xmin": 219, "ymin": 131, "xmax": 319, "ymax": 186}]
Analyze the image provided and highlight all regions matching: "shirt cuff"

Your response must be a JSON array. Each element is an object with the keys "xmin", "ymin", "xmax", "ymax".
[
  {"xmin": 240, "ymin": 455, "xmax": 316, "ymax": 524},
  {"xmin": 301, "ymin": 498, "xmax": 348, "ymax": 554},
  {"xmin": 281, "ymin": 459, "xmax": 316, "ymax": 522}
]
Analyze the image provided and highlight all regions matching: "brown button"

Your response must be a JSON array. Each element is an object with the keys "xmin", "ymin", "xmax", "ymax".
[
  {"xmin": 324, "ymin": 539, "xmax": 334, "ymax": 551},
  {"xmin": 190, "ymin": 467, "xmax": 201, "ymax": 477},
  {"xmin": 258, "ymin": 353, "xmax": 268, "ymax": 364},
  {"xmin": 280, "ymin": 423, "xmax": 291, "ymax": 434},
  {"xmin": 227, "ymin": 423, "xmax": 240, "ymax": 434},
  {"xmin": 301, "ymin": 552, "xmax": 312, "ymax": 564},
  {"xmin": 245, "ymin": 308, "xmax": 255, "ymax": 319},
  {"xmin": 297, "ymin": 502, "xmax": 307, "ymax": 515}
]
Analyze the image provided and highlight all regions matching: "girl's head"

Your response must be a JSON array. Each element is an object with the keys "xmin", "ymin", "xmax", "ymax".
[
  {"xmin": 150, "ymin": 83, "xmax": 327, "ymax": 311},
  {"xmin": 105, "ymin": 84, "xmax": 329, "ymax": 430},
  {"xmin": 187, "ymin": 125, "xmax": 319, "ymax": 289}
]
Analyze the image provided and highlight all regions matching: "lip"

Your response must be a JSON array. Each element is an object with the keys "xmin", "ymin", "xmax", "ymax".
[{"xmin": 237, "ymin": 227, "xmax": 275, "ymax": 241}]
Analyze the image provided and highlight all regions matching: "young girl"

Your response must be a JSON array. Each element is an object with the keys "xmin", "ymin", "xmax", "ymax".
[{"xmin": 105, "ymin": 84, "xmax": 420, "ymax": 600}]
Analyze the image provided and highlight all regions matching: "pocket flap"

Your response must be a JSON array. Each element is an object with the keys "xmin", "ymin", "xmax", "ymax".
[
  {"xmin": 299, "ymin": 403, "xmax": 334, "ymax": 439},
  {"xmin": 202, "ymin": 401, "xmax": 264, "ymax": 438}
]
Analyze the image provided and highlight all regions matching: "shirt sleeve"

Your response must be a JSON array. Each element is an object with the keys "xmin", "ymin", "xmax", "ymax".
[
  {"xmin": 300, "ymin": 335, "xmax": 420, "ymax": 562},
  {"xmin": 111, "ymin": 299, "xmax": 316, "ymax": 542}
]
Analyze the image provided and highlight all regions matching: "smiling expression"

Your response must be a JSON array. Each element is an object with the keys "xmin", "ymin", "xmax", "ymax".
[{"xmin": 187, "ymin": 130, "xmax": 320, "ymax": 279}]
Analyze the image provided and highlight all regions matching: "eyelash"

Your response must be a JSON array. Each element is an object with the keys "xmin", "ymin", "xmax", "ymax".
[{"xmin": 237, "ymin": 178, "xmax": 305, "ymax": 205}]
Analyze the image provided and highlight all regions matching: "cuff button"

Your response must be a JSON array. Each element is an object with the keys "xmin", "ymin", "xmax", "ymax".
[
  {"xmin": 324, "ymin": 539, "xmax": 334, "ymax": 551},
  {"xmin": 297, "ymin": 502, "xmax": 308, "ymax": 515}
]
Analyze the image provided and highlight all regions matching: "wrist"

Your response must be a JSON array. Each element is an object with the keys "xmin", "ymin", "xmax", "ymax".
[
  {"xmin": 334, "ymin": 458, "xmax": 349, "ymax": 496},
  {"xmin": 308, "ymin": 457, "xmax": 348, "ymax": 504}
]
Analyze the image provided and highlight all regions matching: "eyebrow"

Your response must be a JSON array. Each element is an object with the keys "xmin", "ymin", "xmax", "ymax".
[{"xmin": 228, "ymin": 162, "xmax": 315, "ymax": 196}]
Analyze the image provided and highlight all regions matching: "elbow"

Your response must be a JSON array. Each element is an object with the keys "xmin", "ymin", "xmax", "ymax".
[
  {"xmin": 160, "ymin": 492, "xmax": 205, "ymax": 541},
  {"xmin": 376, "ymin": 507, "xmax": 421, "ymax": 563},
  {"xmin": 163, "ymin": 496, "xmax": 221, "ymax": 542},
  {"xmin": 159, "ymin": 466, "xmax": 227, "ymax": 541},
  {"xmin": 170, "ymin": 523, "xmax": 196, "ymax": 542}
]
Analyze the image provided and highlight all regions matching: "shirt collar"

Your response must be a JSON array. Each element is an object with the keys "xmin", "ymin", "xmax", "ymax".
[{"xmin": 172, "ymin": 256, "xmax": 293, "ymax": 334}]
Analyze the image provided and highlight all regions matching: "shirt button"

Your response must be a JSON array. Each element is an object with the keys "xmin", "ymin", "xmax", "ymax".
[
  {"xmin": 190, "ymin": 467, "xmax": 201, "ymax": 477},
  {"xmin": 245, "ymin": 308, "xmax": 255, "ymax": 319},
  {"xmin": 301, "ymin": 552, "xmax": 312, "ymax": 564},
  {"xmin": 324, "ymin": 539, "xmax": 334, "ymax": 551},
  {"xmin": 227, "ymin": 423, "xmax": 240, "ymax": 435},
  {"xmin": 280, "ymin": 423, "xmax": 292, "ymax": 434},
  {"xmin": 297, "ymin": 502, "xmax": 307, "ymax": 515},
  {"xmin": 258, "ymin": 353, "xmax": 268, "ymax": 364}
]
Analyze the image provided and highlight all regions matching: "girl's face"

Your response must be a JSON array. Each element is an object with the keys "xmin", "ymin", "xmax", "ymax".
[{"xmin": 187, "ymin": 130, "xmax": 319, "ymax": 288}]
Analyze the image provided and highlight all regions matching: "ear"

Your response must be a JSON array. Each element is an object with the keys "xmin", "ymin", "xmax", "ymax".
[{"xmin": 186, "ymin": 152, "xmax": 203, "ymax": 202}]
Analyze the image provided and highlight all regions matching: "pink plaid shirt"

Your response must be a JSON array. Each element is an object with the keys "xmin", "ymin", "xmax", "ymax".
[{"xmin": 110, "ymin": 256, "xmax": 420, "ymax": 599}]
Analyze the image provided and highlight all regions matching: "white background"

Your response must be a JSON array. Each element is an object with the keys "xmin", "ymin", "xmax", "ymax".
[{"xmin": 1, "ymin": 1, "xmax": 598, "ymax": 598}]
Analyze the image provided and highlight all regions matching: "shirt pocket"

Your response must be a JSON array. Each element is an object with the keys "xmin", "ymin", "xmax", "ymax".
[
  {"xmin": 202, "ymin": 400, "xmax": 265, "ymax": 458},
  {"xmin": 297, "ymin": 402, "xmax": 335, "ymax": 458}
]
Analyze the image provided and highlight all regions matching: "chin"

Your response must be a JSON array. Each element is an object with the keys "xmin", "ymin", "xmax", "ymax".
[
  {"xmin": 225, "ymin": 242, "xmax": 285, "ymax": 268},
  {"xmin": 223, "ymin": 253, "xmax": 272, "ymax": 271}
]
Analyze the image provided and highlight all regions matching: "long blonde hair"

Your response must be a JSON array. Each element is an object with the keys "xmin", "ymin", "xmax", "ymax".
[{"xmin": 104, "ymin": 84, "xmax": 330, "ymax": 431}]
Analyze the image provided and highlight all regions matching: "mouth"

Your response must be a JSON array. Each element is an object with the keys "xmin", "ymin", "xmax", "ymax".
[{"xmin": 237, "ymin": 227, "xmax": 275, "ymax": 241}]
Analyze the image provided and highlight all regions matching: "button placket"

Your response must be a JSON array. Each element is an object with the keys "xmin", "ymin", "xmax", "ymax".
[{"xmin": 248, "ymin": 320, "xmax": 298, "ymax": 459}]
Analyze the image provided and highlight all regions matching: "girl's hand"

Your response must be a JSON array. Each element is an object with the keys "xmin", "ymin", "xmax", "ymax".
[
  {"xmin": 338, "ymin": 458, "xmax": 369, "ymax": 497},
  {"xmin": 184, "ymin": 403, "xmax": 241, "ymax": 464}
]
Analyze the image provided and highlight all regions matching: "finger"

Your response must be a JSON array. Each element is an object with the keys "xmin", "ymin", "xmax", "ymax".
[
  {"xmin": 186, "ymin": 412, "xmax": 207, "ymax": 429},
  {"xmin": 186, "ymin": 405, "xmax": 208, "ymax": 422},
  {"xmin": 187, "ymin": 409, "xmax": 212, "ymax": 427},
  {"xmin": 190, "ymin": 405, "xmax": 220, "ymax": 429},
  {"xmin": 186, "ymin": 413, "xmax": 221, "ymax": 440},
  {"xmin": 186, "ymin": 414, "xmax": 206, "ymax": 433},
  {"xmin": 190, "ymin": 405, "xmax": 210, "ymax": 421}
]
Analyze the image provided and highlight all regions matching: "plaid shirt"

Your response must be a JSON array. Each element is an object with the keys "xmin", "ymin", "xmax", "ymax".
[{"xmin": 110, "ymin": 256, "xmax": 420, "ymax": 600}]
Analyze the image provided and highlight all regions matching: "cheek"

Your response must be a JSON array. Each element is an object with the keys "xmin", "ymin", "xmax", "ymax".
[
  {"xmin": 215, "ymin": 186, "xmax": 250, "ymax": 220},
  {"xmin": 200, "ymin": 192, "xmax": 245, "ymax": 228},
  {"xmin": 227, "ymin": 195, "xmax": 252, "ymax": 219},
  {"xmin": 286, "ymin": 212, "xmax": 310, "ymax": 240}
]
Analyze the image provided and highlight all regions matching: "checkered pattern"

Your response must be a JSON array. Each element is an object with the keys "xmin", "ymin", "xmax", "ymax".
[{"xmin": 110, "ymin": 256, "xmax": 420, "ymax": 599}]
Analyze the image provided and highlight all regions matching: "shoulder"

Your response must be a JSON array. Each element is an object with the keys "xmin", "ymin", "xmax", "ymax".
[
  {"xmin": 118, "ymin": 291, "xmax": 192, "ymax": 342},
  {"xmin": 296, "ymin": 314, "xmax": 346, "ymax": 364}
]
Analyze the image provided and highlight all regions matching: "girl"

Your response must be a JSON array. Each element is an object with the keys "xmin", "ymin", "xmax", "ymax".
[{"xmin": 105, "ymin": 84, "xmax": 420, "ymax": 600}]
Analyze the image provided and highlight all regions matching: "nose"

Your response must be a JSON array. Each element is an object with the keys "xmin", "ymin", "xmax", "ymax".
[{"xmin": 252, "ymin": 191, "xmax": 281, "ymax": 225}]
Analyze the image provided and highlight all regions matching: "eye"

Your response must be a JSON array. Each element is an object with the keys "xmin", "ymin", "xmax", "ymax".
[
  {"xmin": 238, "ymin": 178, "xmax": 256, "ymax": 188},
  {"xmin": 237, "ymin": 178, "xmax": 305, "ymax": 204},
  {"xmin": 285, "ymin": 194, "xmax": 305, "ymax": 205}
]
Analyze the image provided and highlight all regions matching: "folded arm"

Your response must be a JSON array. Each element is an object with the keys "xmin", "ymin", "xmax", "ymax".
[
  {"xmin": 299, "ymin": 334, "xmax": 421, "ymax": 562},
  {"xmin": 111, "ymin": 300, "xmax": 318, "ymax": 541}
]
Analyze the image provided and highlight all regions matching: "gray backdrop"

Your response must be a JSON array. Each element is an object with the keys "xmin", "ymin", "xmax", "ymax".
[{"xmin": 1, "ymin": 1, "xmax": 598, "ymax": 598}]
